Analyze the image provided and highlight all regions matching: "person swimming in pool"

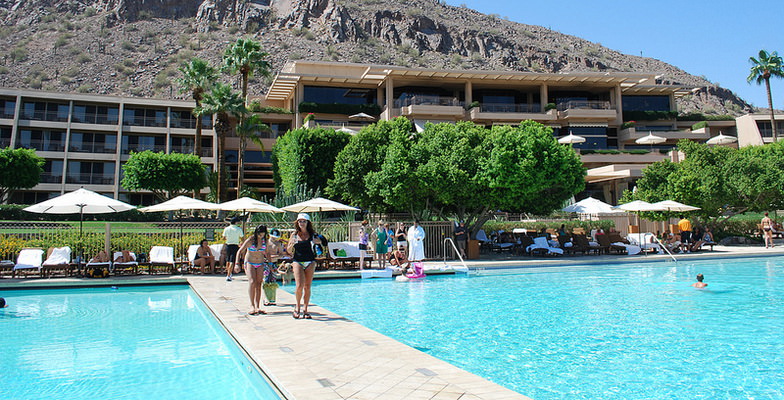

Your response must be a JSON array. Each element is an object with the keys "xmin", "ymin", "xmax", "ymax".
[
  {"xmin": 237, "ymin": 225, "xmax": 270, "ymax": 316},
  {"xmin": 692, "ymin": 273, "xmax": 708, "ymax": 288},
  {"xmin": 286, "ymin": 213, "xmax": 322, "ymax": 320}
]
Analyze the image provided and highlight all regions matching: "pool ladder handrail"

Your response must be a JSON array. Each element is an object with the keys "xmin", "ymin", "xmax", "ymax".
[
  {"xmin": 443, "ymin": 238, "xmax": 470, "ymax": 273},
  {"xmin": 654, "ymin": 236, "xmax": 678, "ymax": 262}
]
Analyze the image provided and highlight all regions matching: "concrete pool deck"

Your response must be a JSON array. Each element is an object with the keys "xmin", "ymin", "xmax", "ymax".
[{"xmin": 2, "ymin": 244, "xmax": 782, "ymax": 399}]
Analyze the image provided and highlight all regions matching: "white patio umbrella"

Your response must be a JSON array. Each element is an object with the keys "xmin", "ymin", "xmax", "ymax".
[
  {"xmin": 139, "ymin": 196, "xmax": 221, "ymax": 258},
  {"xmin": 650, "ymin": 200, "xmax": 700, "ymax": 213},
  {"xmin": 217, "ymin": 197, "xmax": 285, "ymax": 232},
  {"xmin": 282, "ymin": 197, "xmax": 360, "ymax": 213},
  {"xmin": 336, "ymin": 125, "xmax": 357, "ymax": 134},
  {"xmin": 23, "ymin": 188, "xmax": 136, "ymax": 269},
  {"xmin": 562, "ymin": 197, "xmax": 621, "ymax": 214},
  {"xmin": 558, "ymin": 132, "xmax": 586, "ymax": 145},
  {"xmin": 635, "ymin": 132, "xmax": 666, "ymax": 149},
  {"xmin": 706, "ymin": 132, "xmax": 738, "ymax": 145},
  {"xmin": 348, "ymin": 112, "xmax": 376, "ymax": 120},
  {"xmin": 614, "ymin": 200, "xmax": 664, "ymax": 228}
]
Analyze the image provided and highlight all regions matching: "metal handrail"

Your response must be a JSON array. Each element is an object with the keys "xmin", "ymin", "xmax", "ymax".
[{"xmin": 442, "ymin": 238, "xmax": 469, "ymax": 273}]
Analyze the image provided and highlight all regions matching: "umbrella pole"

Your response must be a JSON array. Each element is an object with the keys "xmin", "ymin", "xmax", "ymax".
[
  {"xmin": 77, "ymin": 207, "xmax": 84, "ymax": 277},
  {"xmin": 180, "ymin": 217, "xmax": 184, "ymax": 265}
]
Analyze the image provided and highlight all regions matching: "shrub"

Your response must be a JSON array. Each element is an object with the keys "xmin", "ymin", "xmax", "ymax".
[
  {"xmin": 298, "ymin": 102, "xmax": 381, "ymax": 116},
  {"xmin": 677, "ymin": 113, "xmax": 735, "ymax": 121},
  {"xmin": 544, "ymin": 102, "xmax": 556, "ymax": 111},
  {"xmin": 691, "ymin": 121, "xmax": 708, "ymax": 130},
  {"xmin": 482, "ymin": 219, "xmax": 616, "ymax": 235},
  {"xmin": 621, "ymin": 121, "xmax": 636, "ymax": 129},
  {"xmin": 247, "ymin": 102, "xmax": 293, "ymax": 114}
]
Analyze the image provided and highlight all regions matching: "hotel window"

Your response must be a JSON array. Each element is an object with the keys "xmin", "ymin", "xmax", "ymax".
[
  {"xmin": 121, "ymin": 134, "xmax": 165, "ymax": 154},
  {"xmin": 16, "ymin": 129, "xmax": 66, "ymax": 152},
  {"xmin": 756, "ymin": 121, "xmax": 784, "ymax": 138},
  {"xmin": 66, "ymin": 161, "xmax": 115, "ymax": 185},
  {"xmin": 41, "ymin": 160, "xmax": 64, "ymax": 183},
  {"xmin": 622, "ymin": 95, "xmax": 670, "ymax": 112},
  {"xmin": 267, "ymin": 122, "xmax": 290, "ymax": 138},
  {"xmin": 20, "ymin": 101, "xmax": 70, "ymax": 122},
  {"xmin": 567, "ymin": 127, "xmax": 615, "ymax": 150},
  {"xmin": 474, "ymin": 90, "xmax": 539, "ymax": 113},
  {"xmin": 0, "ymin": 126, "xmax": 11, "ymax": 147},
  {"xmin": 303, "ymin": 86, "xmax": 376, "ymax": 105},
  {"xmin": 122, "ymin": 107, "xmax": 167, "ymax": 127},
  {"xmin": 170, "ymin": 110, "xmax": 213, "ymax": 129},
  {"xmin": 0, "ymin": 98, "xmax": 16, "ymax": 119},
  {"xmin": 69, "ymin": 132, "xmax": 117, "ymax": 153},
  {"xmin": 394, "ymin": 86, "xmax": 463, "ymax": 107},
  {"xmin": 72, "ymin": 104, "xmax": 119, "ymax": 125}
]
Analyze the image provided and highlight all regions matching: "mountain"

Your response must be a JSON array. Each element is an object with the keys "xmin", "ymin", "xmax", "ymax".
[{"xmin": 0, "ymin": 0, "xmax": 752, "ymax": 115}]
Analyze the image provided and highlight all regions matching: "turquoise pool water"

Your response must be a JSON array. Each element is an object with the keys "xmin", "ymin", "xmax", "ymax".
[
  {"xmin": 0, "ymin": 286, "xmax": 280, "ymax": 400},
  {"xmin": 306, "ymin": 257, "xmax": 784, "ymax": 399}
]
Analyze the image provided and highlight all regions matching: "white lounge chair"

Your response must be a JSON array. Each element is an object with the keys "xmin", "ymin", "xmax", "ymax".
[
  {"xmin": 13, "ymin": 248, "xmax": 45, "ymax": 278},
  {"xmin": 42, "ymin": 246, "xmax": 72, "ymax": 277},
  {"xmin": 627, "ymin": 233, "xmax": 663, "ymax": 253},
  {"xmin": 113, "ymin": 251, "xmax": 138, "ymax": 275},
  {"xmin": 148, "ymin": 246, "xmax": 176, "ymax": 274},
  {"xmin": 360, "ymin": 267, "xmax": 396, "ymax": 279},
  {"xmin": 187, "ymin": 244, "xmax": 219, "ymax": 274},
  {"xmin": 527, "ymin": 236, "xmax": 564, "ymax": 256}
]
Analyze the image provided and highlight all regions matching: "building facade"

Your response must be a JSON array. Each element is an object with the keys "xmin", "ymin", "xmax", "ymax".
[{"xmin": 2, "ymin": 61, "xmax": 781, "ymax": 205}]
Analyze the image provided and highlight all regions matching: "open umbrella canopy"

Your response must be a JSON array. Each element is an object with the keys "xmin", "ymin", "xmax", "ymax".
[
  {"xmin": 562, "ymin": 197, "xmax": 621, "ymax": 214},
  {"xmin": 336, "ymin": 125, "xmax": 358, "ymax": 134},
  {"xmin": 614, "ymin": 200, "xmax": 663, "ymax": 212},
  {"xmin": 348, "ymin": 112, "xmax": 376, "ymax": 120},
  {"xmin": 217, "ymin": 197, "xmax": 284, "ymax": 213},
  {"xmin": 24, "ymin": 188, "xmax": 135, "ymax": 214},
  {"xmin": 706, "ymin": 132, "xmax": 738, "ymax": 145},
  {"xmin": 635, "ymin": 132, "xmax": 666, "ymax": 145},
  {"xmin": 558, "ymin": 132, "xmax": 587, "ymax": 145},
  {"xmin": 650, "ymin": 200, "xmax": 700, "ymax": 212},
  {"xmin": 282, "ymin": 197, "xmax": 359, "ymax": 213},
  {"xmin": 138, "ymin": 196, "xmax": 220, "ymax": 213}
]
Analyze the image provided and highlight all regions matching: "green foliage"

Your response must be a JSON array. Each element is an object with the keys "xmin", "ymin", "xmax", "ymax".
[
  {"xmin": 272, "ymin": 127, "xmax": 350, "ymax": 195},
  {"xmin": 621, "ymin": 110, "xmax": 679, "ymax": 121},
  {"xmin": 483, "ymin": 219, "xmax": 616, "ymax": 234},
  {"xmin": 677, "ymin": 113, "xmax": 735, "ymax": 121},
  {"xmin": 691, "ymin": 121, "xmax": 708, "ymax": 130},
  {"xmin": 121, "ymin": 151, "xmax": 207, "ymax": 201},
  {"xmin": 581, "ymin": 149, "xmax": 650, "ymax": 155},
  {"xmin": 0, "ymin": 147, "xmax": 44, "ymax": 203},
  {"xmin": 298, "ymin": 102, "xmax": 381, "ymax": 116},
  {"xmin": 247, "ymin": 102, "xmax": 293, "ymax": 114},
  {"xmin": 544, "ymin": 102, "xmax": 556, "ymax": 111},
  {"xmin": 621, "ymin": 121, "xmax": 635, "ymax": 129},
  {"xmin": 221, "ymin": 37, "xmax": 271, "ymax": 99}
]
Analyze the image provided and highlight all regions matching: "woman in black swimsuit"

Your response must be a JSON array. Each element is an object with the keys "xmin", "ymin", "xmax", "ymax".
[{"xmin": 286, "ymin": 213, "xmax": 321, "ymax": 319}]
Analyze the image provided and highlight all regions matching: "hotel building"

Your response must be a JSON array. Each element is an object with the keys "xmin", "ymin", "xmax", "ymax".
[{"xmin": 2, "ymin": 61, "xmax": 781, "ymax": 205}]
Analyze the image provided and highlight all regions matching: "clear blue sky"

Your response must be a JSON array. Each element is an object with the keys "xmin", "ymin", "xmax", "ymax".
[{"xmin": 445, "ymin": 0, "xmax": 784, "ymax": 109}]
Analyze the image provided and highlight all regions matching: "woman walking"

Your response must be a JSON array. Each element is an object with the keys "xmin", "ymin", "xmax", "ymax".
[
  {"xmin": 287, "ymin": 213, "xmax": 321, "ymax": 319},
  {"xmin": 237, "ymin": 225, "xmax": 270, "ymax": 316}
]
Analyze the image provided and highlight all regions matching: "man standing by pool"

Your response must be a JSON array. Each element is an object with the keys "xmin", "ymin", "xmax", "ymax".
[
  {"xmin": 678, "ymin": 215, "xmax": 692, "ymax": 253},
  {"xmin": 407, "ymin": 220, "xmax": 426, "ymax": 263},
  {"xmin": 223, "ymin": 217, "xmax": 244, "ymax": 281}
]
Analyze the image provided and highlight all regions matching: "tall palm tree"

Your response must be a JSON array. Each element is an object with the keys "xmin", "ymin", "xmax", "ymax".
[
  {"xmin": 175, "ymin": 58, "xmax": 218, "ymax": 157},
  {"xmin": 234, "ymin": 113, "xmax": 271, "ymax": 198},
  {"xmin": 195, "ymin": 83, "xmax": 246, "ymax": 202},
  {"xmin": 748, "ymin": 49, "xmax": 784, "ymax": 142},
  {"xmin": 222, "ymin": 38, "xmax": 271, "ymax": 197}
]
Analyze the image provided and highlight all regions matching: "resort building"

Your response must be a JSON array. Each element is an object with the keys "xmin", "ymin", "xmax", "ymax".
[{"xmin": 2, "ymin": 61, "xmax": 781, "ymax": 205}]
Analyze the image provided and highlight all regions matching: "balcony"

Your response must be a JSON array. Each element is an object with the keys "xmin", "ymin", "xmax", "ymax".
[
  {"xmin": 618, "ymin": 127, "xmax": 709, "ymax": 144},
  {"xmin": 469, "ymin": 103, "xmax": 555, "ymax": 123},
  {"xmin": 556, "ymin": 100, "xmax": 617, "ymax": 121},
  {"xmin": 122, "ymin": 145, "xmax": 166, "ymax": 154},
  {"xmin": 17, "ymin": 139, "xmax": 66, "ymax": 152},
  {"xmin": 66, "ymin": 173, "xmax": 114, "ymax": 185},
  {"xmin": 395, "ymin": 96, "xmax": 465, "ymax": 118},
  {"xmin": 170, "ymin": 145, "xmax": 214, "ymax": 157},
  {"xmin": 40, "ymin": 174, "xmax": 63, "ymax": 184},
  {"xmin": 20, "ymin": 110, "xmax": 69, "ymax": 123}
]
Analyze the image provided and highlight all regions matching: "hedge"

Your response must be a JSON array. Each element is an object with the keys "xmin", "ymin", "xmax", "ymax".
[
  {"xmin": 482, "ymin": 219, "xmax": 616, "ymax": 235},
  {"xmin": 298, "ymin": 102, "xmax": 382, "ymax": 116},
  {"xmin": 622, "ymin": 110, "xmax": 678, "ymax": 121},
  {"xmin": 676, "ymin": 113, "xmax": 735, "ymax": 121}
]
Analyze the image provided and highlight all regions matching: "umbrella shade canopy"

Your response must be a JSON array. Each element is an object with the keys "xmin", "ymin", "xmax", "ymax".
[
  {"xmin": 337, "ymin": 126, "xmax": 357, "ymax": 134},
  {"xmin": 614, "ymin": 200, "xmax": 664, "ymax": 212},
  {"xmin": 558, "ymin": 133, "xmax": 587, "ymax": 144},
  {"xmin": 348, "ymin": 112, "xmax": 376, "ymax": 120},
  {"xmin": 138, "ymin": 196, "xmax": 220, "ymax": 213},
  {"xmin": 650, "ymin": 200, "xmax": 700, "ymax": 212},
  {"xmin": 635, "ymin": 133, "xmax": 666, "ymax": 145},
  {"xmin": 282, "ymin": 197, "xmax": 359, "ymax": 213},
  {"xmin": 217, "ymin": 197, "xmax": 284, "ymax": 213},
  {"xmin": 24, "ymin": 188, "xmax": 135, "ymax": 214},
  {"xmin": 562, "ymin": 197, "xmax": 622, "ymax": 214},
  {"xmin": 706, "ymin": 133, "xmax": 738, "ymax": 145}
]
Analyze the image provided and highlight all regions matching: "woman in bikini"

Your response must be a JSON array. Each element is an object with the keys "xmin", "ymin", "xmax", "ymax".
[
  {"xmin": 287, "ymin": 213, "xmax": 321, "ymax": 319},
  {"xmin": 237, "ymin": 225, "xmax": 270, "ymax": 316}
]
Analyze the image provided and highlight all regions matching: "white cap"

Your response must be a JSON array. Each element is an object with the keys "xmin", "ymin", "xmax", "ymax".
[{"xmin": 297, "ymin": 213, "xmax": 311, "ymax": 221}]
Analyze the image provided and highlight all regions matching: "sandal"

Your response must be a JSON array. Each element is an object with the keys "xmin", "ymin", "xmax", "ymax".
[
  {"xmin": 302, "ymin": 312, "xmax": 312, "ymax": 319},
  {"xmin": 258, "ymin": 310, "xmax": 267, "ymax": 315},
  {"xmin": 292, "ymin": 310, "xmax": 300, "ymax": 319},
  {"xmin": 248, "ymin": 310, "xmax": 258, "ymax": 316}
]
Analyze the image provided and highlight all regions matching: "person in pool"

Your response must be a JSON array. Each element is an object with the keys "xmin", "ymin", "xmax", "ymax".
[
  {"xmin": 287, "ymin": 213, "xmax": 322, "ymax": 319},
  {"xmin": 237, "ymin": 225, "xmax": 270, "ymax": 316},
  {"xmin": 0, "ymin": 297, "xmax": 7, "ymax": 309},
  {"xmin": 692, "ymin": 273, "xmax": 708, "ymax": 288}
]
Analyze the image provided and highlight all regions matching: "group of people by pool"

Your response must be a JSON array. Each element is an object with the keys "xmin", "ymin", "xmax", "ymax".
[{"xmin": 357, "ymin": 220, "xmax": 426, "ymax": 270}]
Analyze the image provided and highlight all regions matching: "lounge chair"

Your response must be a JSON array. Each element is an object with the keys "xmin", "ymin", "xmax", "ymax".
[
  {"xmin": 572, "ymin": 234, "xmax": 601, "ymax": 255},
  {"xmin": 627, "ymin": 233, "xmax": 663, "ymax": 253},
  {"xmin": 86, "ymin": 251, "xmax": 112, "ymax": 276},
  {"xmin": 328, "ymin": 241, "xmax": 363, "ymax": 269},
  {"xmin": 596, "ymin": 234, "xmax": 640, "ymax": 255},
  {"xmin": 209, "ymin": 244, "xmax": 225, "ymax": 271},
  {"xmin": 526, "ymin": 236, "xmax": 563, "ymax": 256},
  {"xmin": 187, "ymin": 244, "xmax": 219, "ymax": 274},
  {"xmin": 148, "ymin": 246, "xmax": 175, "ymax": 274},
  {"xmin": 42, "ymin": 246, "xmax": 72, "ymax": 277},
  {"xmin": 13, "ymin": 248, "xmax": 45, "ymax": 278},
  {"xmin": 0, "ymin": 259, "xmax": 14, "ymax": 278},
  {"xmin": 113, "ymin": 251, "xmax": 138, "ymax": 275},
  {"xmin": 556, "ymin": 234, "xmax": 580, "ymax": 255}
]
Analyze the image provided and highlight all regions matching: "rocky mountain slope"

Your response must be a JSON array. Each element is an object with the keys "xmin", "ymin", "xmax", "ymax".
[{"xmin": 0, "ymin": 0, "xmax": 753, "ymax": 115}]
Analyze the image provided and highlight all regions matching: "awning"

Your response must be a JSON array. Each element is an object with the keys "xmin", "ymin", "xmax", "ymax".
[{"xmin": 569, "ymin": 122, "xmax": 609, "ymax": 128}]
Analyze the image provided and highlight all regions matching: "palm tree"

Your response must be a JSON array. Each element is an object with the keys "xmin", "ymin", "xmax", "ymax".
[
  {"xmin": 175, "ymin": 58, "xmax": 217, "ymax": 157},
  {"xmin": 222, "ymin": 38, "xmax": 271, "ymax": 198},
  {"xmin": 234, "ymin": 113, "xmax": 271, "ymax": 198},
  {"xmin": 195, "ymin": 83, "xmax": 246, "ymax": 202},
  {"xmin": 747, "ymin": 49, "xmax": 784, "ymax": 142}
]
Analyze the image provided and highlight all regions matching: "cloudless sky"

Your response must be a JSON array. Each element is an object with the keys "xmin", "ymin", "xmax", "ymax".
[{"xmin": 445, "ymin": 0, "xmax": 784, "ymax": 109}]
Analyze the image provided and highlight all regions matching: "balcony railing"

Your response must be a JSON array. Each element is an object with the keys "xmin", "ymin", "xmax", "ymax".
[
  {"xmin": 21, "ymin": 110, "xmax": 69, "ymax": 122},
  {"xmin": 171, "ymin": 146, "xmax": 214, "ymax": 157},
  {"xmin": 40, "ymin": 174, "xmax": 63, "ymax": 184},
  {"xmin": 556, "ymin": 100, "xmax": 612, "ymax": 111},
  {"xmin": 66, "ymin": 173, "xmax": 114, "ymax": 185},
  {"xmin": 17, "ymin": 140, "xmax": 66, "ymax": 152},
  {"xmin": 122, "ymin": 145, "xmax": 166, "ymax": 154},
  {"xmin": 72, "ymin": 114, "xmax": 120, "ymax": 125},
  {"xmin": 478, "ymin": 103, "xmax": 541, "ymax": 113},
  {"xmin": 69, "ymin": 144, "xmax": 117, "ymax": 154},
  {"xmin": 395, "ymin": 96, "xmax": 464, "ymax": 108},
  {"xmin": 123, "ymin": 116, "xmax": 167, "ymax": 128}
]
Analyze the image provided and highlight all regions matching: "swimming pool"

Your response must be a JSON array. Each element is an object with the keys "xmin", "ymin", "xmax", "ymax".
[
  {"xmin": 307, "ymin": 256, "xmax": 784, "ymax": 399},
  {"xmin": 0, "ymin": 286, "xmax": 281, "ymax": 400}
]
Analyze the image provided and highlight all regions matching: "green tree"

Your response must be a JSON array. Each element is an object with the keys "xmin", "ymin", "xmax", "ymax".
[
  {"xmin": 176, "ymin": 58, "xmax": 217, "ymax": 157},
  {"xmin": 0, "ymin": 147, "xmax": 44, "ymax": 203},
  {"xmin": 121, "ymin": 151, "xmax": 207, "ymax": 201},
  {"xmin": 748, "ymin": 49, "xmax": 784, "ymax": 142},
  {"xmin": 195, "ymin": 83, "xmax": 246, "ymax": 202},
  {"xmin": 222, "ymin": 38, "xmax": 272, "ymax": 197},
  {"xmin": 272, "ymin": 127, "xmax": 350, "ymax": 196},
  {"xmin": 234, "ymin": 113, "xmax": 270, "ymax": 197}
]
